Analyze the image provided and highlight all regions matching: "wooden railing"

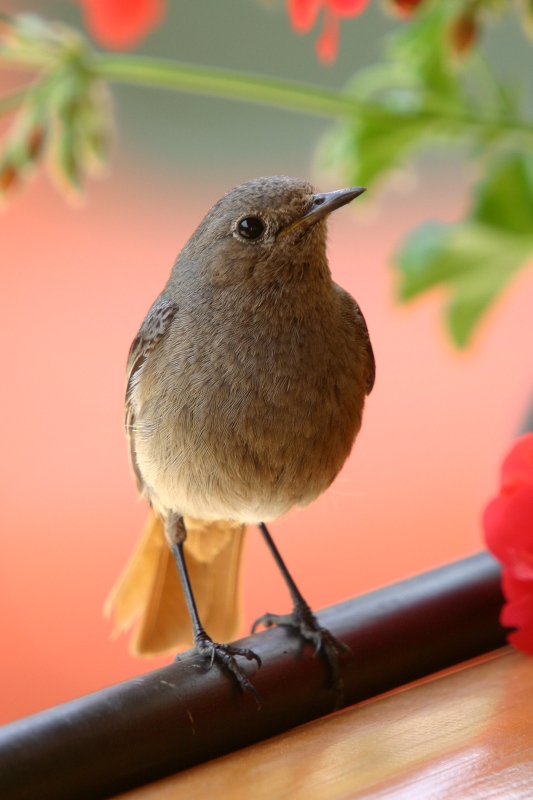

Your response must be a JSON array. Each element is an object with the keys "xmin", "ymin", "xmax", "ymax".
[{"xmin": 0, "ymin": 552, "xmax": 506, "ymax": 800}]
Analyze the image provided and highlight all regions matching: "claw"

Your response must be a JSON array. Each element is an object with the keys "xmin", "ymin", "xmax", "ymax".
[
  {"xmin": 252, "ymin": 612, "xmax": 278, "ymax": 634},
  {"xmin": 252, "ymin": 604, "xmax": 352, "ymax": 709},
  {"xmin": 193, "ymin": 632, "xmax": 261, "ymax": 704}
]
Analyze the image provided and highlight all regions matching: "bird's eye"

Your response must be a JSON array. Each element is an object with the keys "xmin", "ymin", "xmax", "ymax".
[{"xmin": 236, "ymin": 217, "xmax": 265, "ymax": 240}]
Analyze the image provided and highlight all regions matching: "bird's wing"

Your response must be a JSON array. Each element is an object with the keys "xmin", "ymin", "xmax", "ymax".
[
  {"xmin": 336, "ymin": 287, "xmax": 375, "ymax": 396},
  {"xmin": 125, "ymin": 295, "xmax": 179, "ymax": 493},
  {"xmin": 356, "ymin": 303, "xmax": 375, "ymax": 395}
]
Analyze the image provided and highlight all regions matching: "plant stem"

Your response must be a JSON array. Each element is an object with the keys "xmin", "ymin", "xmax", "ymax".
[
  {"xmin": 93, "ymin": 54, "xmax": 533, "ymax": 142},
  {"xmin": 4, "ymin": 50, "xmax": 533, "ymax": 142},
  {"xmin": 93, "ymin": 54, "xmax": 359, "ymax": 119}
]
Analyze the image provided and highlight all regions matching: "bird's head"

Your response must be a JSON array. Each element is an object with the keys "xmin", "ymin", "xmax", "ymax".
[{"xmin": 174, "ymin": 175, "xmax": 365, "ymax": 289}]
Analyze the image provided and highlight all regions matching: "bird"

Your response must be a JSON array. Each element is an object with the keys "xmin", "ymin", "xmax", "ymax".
[{"xmin": 105, "ymin": 175, "xmax": 375, "ymax": 700}]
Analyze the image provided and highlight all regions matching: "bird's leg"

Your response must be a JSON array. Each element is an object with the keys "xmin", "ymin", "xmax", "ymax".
[
  {"xmin": 252, "ymin": 522, "xmax": 352, "ymax": 705},
  {"xmin": 166, "ymin": 512, "xmax": 261, "ymax": 700}
]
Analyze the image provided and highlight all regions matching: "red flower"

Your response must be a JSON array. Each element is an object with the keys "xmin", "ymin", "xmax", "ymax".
[
  {"xmin": 287, "ymin": 0, "xmax": 370, "ymax": 64},
  {"xmin": 76, "ymin": 0, "xmax": 165, "ymax": 49},
  {"xmin": 483, "ymin": 433, "xmax": 533, "ymax": 654}
]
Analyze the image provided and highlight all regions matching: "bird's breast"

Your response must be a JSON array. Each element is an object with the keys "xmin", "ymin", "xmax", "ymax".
[{"xmin": 132, "ymin": 294, "xmax": 366, "ymax": 522}]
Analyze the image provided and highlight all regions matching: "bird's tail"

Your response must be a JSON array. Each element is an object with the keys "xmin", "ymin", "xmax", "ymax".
[{"xmin": 104, "ymin": 510, "xmax": 247, "ymax": 656}]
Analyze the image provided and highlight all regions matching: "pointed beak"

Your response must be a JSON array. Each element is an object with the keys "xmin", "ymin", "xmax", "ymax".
[
  {"xmin": 282, "ymin": 186, "xmax": 366, "ymax": 236},
  {"xmin": 302, "ymin": 186, "xmax": 366, "ymax": 223}
]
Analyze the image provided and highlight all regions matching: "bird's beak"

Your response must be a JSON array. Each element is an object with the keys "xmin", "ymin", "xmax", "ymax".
[{"xmin": 282, "ymin": 186, "xmax": 366, "ymax": 237}]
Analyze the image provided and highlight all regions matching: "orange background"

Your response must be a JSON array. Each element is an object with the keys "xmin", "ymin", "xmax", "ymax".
[{"xmin": 2, "ymin": 2, "xmax": 533, "ymax": 726}]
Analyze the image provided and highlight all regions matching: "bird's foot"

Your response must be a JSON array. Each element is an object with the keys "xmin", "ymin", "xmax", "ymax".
[
  {"xmin": 193, "ymin": 630, "xmax": 262, "ymax": 703},
  {"xmin": 252, "ymin": 601, "xmax": 352, "ymax": 708}
]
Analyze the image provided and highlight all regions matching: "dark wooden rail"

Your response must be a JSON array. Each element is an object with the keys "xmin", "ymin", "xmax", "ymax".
[{"xmin": 0, "ymin": 552, "xmax": 506, "ymax": 800}]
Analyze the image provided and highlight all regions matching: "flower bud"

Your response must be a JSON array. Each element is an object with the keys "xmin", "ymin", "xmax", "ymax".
[
  {"xmin": 24, "ymin": 122, "xmax": 46, "ymax": 161},
  {"xmin": 0, "ymin": 161, "xmax": 17, "ymax": 194},
  {"xmin": 385, "ymin": 0, "xmax": 424, "ymax": 17},
  {"xmin": 449, "ymin": 10, "xmax": 477, "ymax": 56}
]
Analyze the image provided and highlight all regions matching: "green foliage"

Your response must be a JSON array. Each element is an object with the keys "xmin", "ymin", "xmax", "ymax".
[
  {"xmin": 318, "ymin": 1, "xmax": 533, "ymax": 345},
  {"xmin": 0, "ymin": 14, "xmax": 110, "ymax": 198},
  {"xmin": 319, "ymin": 3, "xmax": 523, "ymax": 191},
  {"xmin": 397, "ymin": 153, "xmax": 533, "ymax": 347}
]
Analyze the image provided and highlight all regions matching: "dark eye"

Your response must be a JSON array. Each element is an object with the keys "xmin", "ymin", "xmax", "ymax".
[{"xmin": 236, "ymin": 217, "xmax": 265, "ymax": 240}]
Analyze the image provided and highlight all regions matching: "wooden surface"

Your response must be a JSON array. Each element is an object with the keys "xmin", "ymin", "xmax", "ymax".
[{"xmin": 116, "ymin": 648, "xmax": 533, "ymax": 799}]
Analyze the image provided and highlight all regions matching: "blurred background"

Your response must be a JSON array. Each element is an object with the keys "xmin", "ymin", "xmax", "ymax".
[{"xmin": 1, "ymin": 0, "xmax": 533, "ymax": 724}]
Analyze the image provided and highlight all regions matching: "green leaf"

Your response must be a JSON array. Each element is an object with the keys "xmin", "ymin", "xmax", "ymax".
[
  {"xmin": 396, "ymin": 152, "xmax": 533, "ymax": 347},
  {"xmin": 397, "ymin": 221, "xmax": 455, "ymax": 301},
  {"xmin": 388, "ymin": 2, "xmax": 465, "ymax": 105},
  {"xmin": 317, "ymin": 2, "xmax": 479, "ymax": 193},
  {"xmin": 474, "ymin": 153, "xmax": 533, "ymax": 234},
  {"xmin": 318, "ymin": 109, "xmax": 435, "ymax": 189}
]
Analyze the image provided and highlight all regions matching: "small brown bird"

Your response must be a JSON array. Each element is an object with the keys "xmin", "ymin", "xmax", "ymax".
[{"xmin": 106, "ymin": 176, "xmax": 374, "ymax": 698}]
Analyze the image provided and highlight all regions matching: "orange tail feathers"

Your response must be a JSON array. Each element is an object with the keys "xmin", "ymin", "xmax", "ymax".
[{"xmin": 104, "ymin": 510, "xmax": 247, "ymax": 657}]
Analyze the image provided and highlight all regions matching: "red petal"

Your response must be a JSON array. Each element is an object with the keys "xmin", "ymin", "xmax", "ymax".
[
  {"xmin": 507, "ymin": 626, "xmax": 533, "ymax": 654},
  {"xmin": 500, "ymin": 571, "xmax": 533, "ymax": 654},
  {"xmin": 483, "ymin": 484, "xmax": 533, "ymax": 570},
  {"xmin": 484, "ymin": 435, "xmax": 533, "ymax": 655},
  {"xmin": 79, "ymin": 0, "xmax": 165, "ymax": 49},
  {"xmin": 501, "ymin": 433, "xmax": 533, "ymax": 492},
  {"xmin": 316, "ymin": 7, "xmax": 339, "ymax": 63},
  {"xmin": 287, "ymin": 0, "xmax": 321, "ymax": 32},
  {"xmin": 502, "ymin": 570, "xmax": 533, "ymax": 605},
  {"xmin": 328, "ymin": 0, "xmax": 369, "ymax": 17},
  {"xmin": 501, "ymin": 596, "xmax": 533, "ymax": 655}
]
